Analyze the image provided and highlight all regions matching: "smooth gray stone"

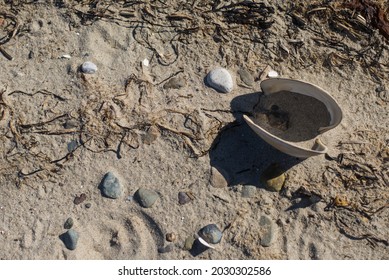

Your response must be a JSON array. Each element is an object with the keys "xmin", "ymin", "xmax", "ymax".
[
  {"xmin": 100, "ymin": 172, "xmax": 122, "ymax": 199},
  {"xmin": 199, "ymin": 224, "xmax": 222, "ymax": 244},
  {"xmin": 81, "ymin": 61, "xmax": 97, "ymax": 74},
  {"xmin": 135, "ymin": 188, "xmax": 159, "ymax": 208},
  {"xmin": 206, "ymin": 68, "xmax": 233, "ymax": 93},
  {"xmin": 60, "ymin": 229, "xmax": 79, "ymax": 250},
  {"xmin": 259, "ymin": 215, "xmax": 276, "ymax": 247}
]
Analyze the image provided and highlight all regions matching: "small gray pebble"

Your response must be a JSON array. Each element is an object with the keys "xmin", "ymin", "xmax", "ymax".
[
  {"xmin": 206, "ymin": 68, "xmax": 233, "ymax": 93},
  {"xmin": 67, "ymin": 140, "xmax": 78, "ymax": 153},
  {"xmin": 85, "ymin": 203, "xmax": 91, "ymax": 209},
  {"xmin": 157, "ymin": 244, "xmax": 174, "ymax": 253},
  {"xmin": 135, "ymin": 188, "xmax": 159, "ymax": 208},
  {"xmin": 64, "ymin": 218, "xmax": 74, "ymax": 229},
  {"xmin": 178, "ymin": 192, "xmax": 192, "ymax": 205},
  {"xmin": 100, "ymin": 172, "xmax": 122, "ymax": 199},
  {"xmin": 238, "ymin": 68, "xmax": 254, "ymax": 86},
  {"xmin": 242, "ymin": 185, "xmax": 257, "ymax": 198},
  {"xmin": 60, "ymin": 229, "xmax": 79, "ymax": 250},
  {"xmin": 259, "ymin": 215, "xmax": 276, "ymax": 247},
  {"xmin": 81, "ymin": 61, "xmax": 97, "ymax": 74},
  {"xmin": 199, "ymin": 224, "xmax": 222, "ymax": 244}
]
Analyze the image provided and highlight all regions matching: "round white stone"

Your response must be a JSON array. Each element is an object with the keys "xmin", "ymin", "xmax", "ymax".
[
  {"xmin": 206, "ymin": 68, "xmax": 233, "ymax": 93},
  {"xmin": 81, "ymin": 61, "xmax": 97, "ymax": 74},
  {"xmin": 268, "ymin": 70, "xmax": 279, "ymax": 78}
]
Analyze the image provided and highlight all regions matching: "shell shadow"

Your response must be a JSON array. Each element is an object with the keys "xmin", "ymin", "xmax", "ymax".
[{"xmin": 209, "ymin": 92, "xmax": 303, "ymax": 188}]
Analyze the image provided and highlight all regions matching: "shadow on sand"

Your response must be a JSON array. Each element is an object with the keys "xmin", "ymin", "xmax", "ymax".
[{"xmin": 209, "ymin": 92, "xmax": 304, "ymax": 188}]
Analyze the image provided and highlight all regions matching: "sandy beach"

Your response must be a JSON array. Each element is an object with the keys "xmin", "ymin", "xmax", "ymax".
[{"xmin": 0, "ymin": 0, "xmax": 388, "ymax": 260}]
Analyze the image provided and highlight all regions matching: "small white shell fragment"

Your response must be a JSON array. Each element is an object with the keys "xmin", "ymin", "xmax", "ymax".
[
  {"xmin": 81, "ymin": 61, "xmax": 97, "ymax": 74},
  {"xmin": 61, "ymin": 54, "xmax": 71, "ymax": 59},
  {"xmin": 198, "ymin": 237, "xmax": 215, "ymax": 249},
  {"xmin": 267, "ymin": 70, "xmax": 279, "ymax": 78},
  {"xmin": 206, "ymin": 67, "xmax": 234, "ymax": 93},
  {"xmin": 142, "ymin": 58, "xmax": 149, "ymax": 67}
]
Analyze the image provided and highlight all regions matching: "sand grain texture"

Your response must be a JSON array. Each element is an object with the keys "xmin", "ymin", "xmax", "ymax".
[{"xmin": 0, "ymin": 0, "xmax": 388, "ymax": 260}]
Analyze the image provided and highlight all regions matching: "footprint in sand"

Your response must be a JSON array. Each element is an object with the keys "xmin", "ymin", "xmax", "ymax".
[{"xmin": 62, "ymin": 210, "xmax": 165, "ymax": 260}]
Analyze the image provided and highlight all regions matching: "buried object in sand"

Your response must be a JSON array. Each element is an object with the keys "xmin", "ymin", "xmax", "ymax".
[{"xmin": 243, "ymin": 78, "xmax": 343, "ymax": 158}]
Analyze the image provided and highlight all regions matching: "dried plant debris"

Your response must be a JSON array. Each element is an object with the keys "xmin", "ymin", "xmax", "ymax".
[{"xmin": 320, "ymin": 129, "xmax": 389, "ymax": 245}]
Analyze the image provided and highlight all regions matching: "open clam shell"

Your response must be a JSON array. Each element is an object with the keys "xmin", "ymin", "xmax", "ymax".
[{"xmin": 244, "ymin": 78, "xmax": 343, "ymax": 158}]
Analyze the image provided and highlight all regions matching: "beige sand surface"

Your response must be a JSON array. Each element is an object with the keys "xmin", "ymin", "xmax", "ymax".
[{"xmin": 0, "ymin": 1, "xmax": 388, "ymax": 259}]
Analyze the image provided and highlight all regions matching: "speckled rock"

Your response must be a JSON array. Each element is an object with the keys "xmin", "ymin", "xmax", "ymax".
[
  {"xmin": 60, "ymin": 229, "xmax": 79, "ymax": 250},
  {"xmin": 206, "ymin": 68, "xmax": 233, "ymax": 93},
  {"xmin": 259, "ymin": 215, "xmax": 276, "ymax": 247},
  {"xmin": 199, "ymin": 224, "xmax": 222, "ymax": 244},
  {"xmin": 64, "ymin": 218, "xmax": 74, "ymax": 229},
  {"xmin": 166, "ymin": 232, "xmax": 176, "ymax": 242},
  {"xmin": 81, "ymin": 61, "xmax": 97, "ymax": 74},
  {"xmin": 100, "ymin": 172, "xmax": 122, "ymax": 199},
  {"xmin": 134, "ymin": 188, "xmax": 159, "ymax": 208}
]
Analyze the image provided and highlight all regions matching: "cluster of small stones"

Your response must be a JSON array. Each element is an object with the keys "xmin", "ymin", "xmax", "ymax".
[{"xmin": 59, "ymin": 63, "xmax": 281, "ymax": 252}]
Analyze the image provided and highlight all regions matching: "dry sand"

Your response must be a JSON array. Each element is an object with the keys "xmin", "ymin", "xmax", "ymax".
[{"xmin": 0, "ymin": 0, "xmax": 388, "ymax": 260}]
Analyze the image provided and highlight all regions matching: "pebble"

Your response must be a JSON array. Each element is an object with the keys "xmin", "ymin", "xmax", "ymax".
[
  {"xmin": 242, "ymin": 185, "xmax": 257, "ymax": 198},
  {"xmin": 74, "ymin": 193, "xmax": 86, "ymax": 205},
  {"xmin": 261, "ymin": 164, "xmax": 286, "ymax": 192},
  {"xmin": 210, "ymin": 167, "xmax": 229, "ymax": 188},
  {"xmin": 157, "ymin": 244, "xmax": 174, "ymax": 254},
  {"xmin": 268, "ymin": 70, "xmax": 279, "ymax": 78},
  {"xmin": 163, "ymin": 77, "xmax": 186, "ymax": 89},
  {"xmin": 134, "ymin": 188, "xmax": 159, "ymax": 208},
  {"xmin": 85, "ymin": 203, "xmax": 91, "ymax": 209},
  {"xmin": 166, "ymin": 232, "xmax": 176, "ymax": 242},
  {"xmin": 178, "ymin": 191, "xmax": 193, "ymax": 205},
  {"xmin": 81, "ymin": 61, "xmax": 97, "ymax": 74},
  {"xmin": 184, "ymin": 236, "xmax": 196, "ymax": 250},
  {"xmin": 199, "ymin": 224, "xmax": 222, "ymax": 244},
  {"xmin": 259, "ymin": 215, "xmax": 276, "ymax": 247},
  {"xmin": 100, "ymin": 172, "xmax": 122, "ymax": 199},
  {"xmin": 60, "ymin": 229, "xmax": 79, "ymax": 250},
  {"xmin": 67, "ymin": 140, "xmax": 78, "ymax": 153},
  {"xmin": 238, "ymin": 68, "xmax": 254, "ymax": 86},
  {"xmin": 206, "ymin": 68, "xmax": 233, "ymax": 93},
  {"xmin": 64, "ymin": 218, "xmax": 74, "ymax": 229}
]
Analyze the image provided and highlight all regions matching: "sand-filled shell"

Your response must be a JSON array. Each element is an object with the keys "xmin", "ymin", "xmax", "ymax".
[{"xmin": 244, "ymin": 78, "xmax": 343, "ymax": 158}]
